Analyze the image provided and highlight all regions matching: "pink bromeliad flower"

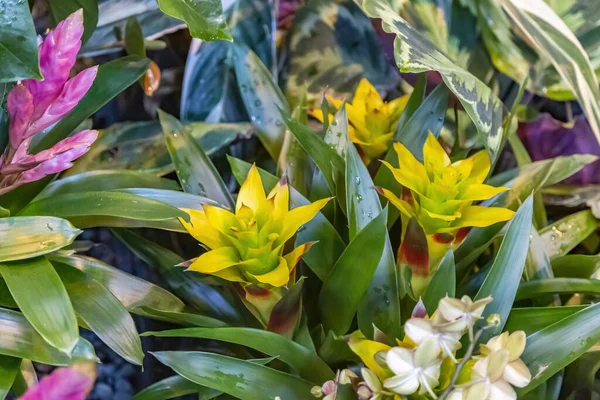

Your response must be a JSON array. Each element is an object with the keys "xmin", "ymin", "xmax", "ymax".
[
  {"xmin": 0, "ymin": 9, "xmax": 98, "ymax": 196},
  {"xmin": 18, "ymin": 367, "xmax": 94, "ymax": 400}
]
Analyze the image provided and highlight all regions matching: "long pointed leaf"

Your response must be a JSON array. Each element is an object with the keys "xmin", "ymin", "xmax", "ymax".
[
  {"xmin": 320, "ymin": 207, "xmax": 388, "ymax": 335},
  {"xmin": 475, "ymin": 195, "xmax": 533, "ymax": 341},
  {"xmin": 153, "ymin": 351, "xmax": 315, "ymax": 400},
  {"xmin": 0, "ymin": 355, "xmax": 20, "ymax": 400},
  {"xmin": 0, "ymin": 308, "xmax": 97, "ymax": 365},
  {"xmin": 54, "ymin": 263, "xmax": 144, "ymax": 365},
  {"xmin": 0, "ymin": 217, "xmax": 81, "ymax": 262},
  {"xmin": 159, "ymin": 110, "xmax": 234, "ymax": 209},
  {"xmin": 0, "ymin": 258, "xmax": 78, "ymax": 354},
  {"xmin": 144, "ymin": 327, "xmax": 334, "ymax": 384}
]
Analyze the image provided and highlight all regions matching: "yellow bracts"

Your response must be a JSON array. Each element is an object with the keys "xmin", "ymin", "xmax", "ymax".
[
  {"xmin": 179, "ymin": 165, "xmax": 330, "ymax": 288},
  {"xmin": 312, "ymin": 79, "xmax": 408, "ymax": 164}
]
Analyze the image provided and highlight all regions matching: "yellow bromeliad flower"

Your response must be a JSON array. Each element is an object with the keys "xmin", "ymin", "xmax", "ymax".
[
  {"xmin": 179, "ymin": 165, "xmax": 330, "ymax": 288},
  {"xmin": 377, "ymin": 133, "xmax": 515, "ymax": 294},
  {"xmin": 311, "ymin": 78, "xmax": 409, "ymax": 164}
]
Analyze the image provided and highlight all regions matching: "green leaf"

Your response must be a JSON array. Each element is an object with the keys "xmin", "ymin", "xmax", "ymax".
[
  {"xmin": 539, "ymin": 210, "xmax": 597, "ymax": 259},
  {"xmin": 0, "ymin": 0, "xmax": 41, "ymax": 82},
  {"xmin": 475, "ymin": 195, "xmax": 533, "ymax": 341},
  {"xmin": 283, "ymin": 107, "xmax": 346, "ymax": 208},
  {"xmin": 18, "ymin": 191, "xmax": 188, "ymax": 231},
  {"xmin": 233, "ymin": 45, "xmax": 289, "ymax": 160},
  {"xmin": 516, "ymin": 278, "xmax": 600, "ymax": 301},
  {"xmin": 357, "ymin": 0, "xmax": 504, "ymax": 161},
  {"xmin": 156, "ymin": 0, "xmax": 231, "ymax": 41},
  {"xmin": 153, "ymin": 351, "xmax": 315, "ymax": 399},
  {"xmin": 133, "ymin": 375, "xmax": 220, "ymax": 400},
  {"xmin": 159, "ymin": 110, "xmax": 234, "ymax": 209},
  {"xmin": 48, "ymin": 254, "xmax": 185, "ymax": 313},
  {"xmin": 38, "ymin": 170, "xmax": 180, "ymax": 199},
  {"xmin": 346, "ymin": 140, "xmax": 400, "ymax": 338},
  {"xmin": 0, "ymin": 355, "xmax": 20, "ymax": 400},
  {"xmin": 54, "ymin": 263, "xmax": 144, "ymax": 365},
  {"xmin": 503, "ymin": 0, "xmax": 600, "ymax": 145},
  {"xmin": 504, "ymin": 306, "xmax": 586, "ymax": 336},
  {"xmin": 34, "ymin": 55, "xmax": 150, "ymax": 153},
  {"xmin": 125, "ymin": 16, "xmax": 145, "ymax": 57},
  {"xmin": 0, "ymin": 258, "xmax": 78, "ymax": 354},
  {"xmin": 0, "ymin": 217, "xmax": 81, "ymax": 262},
  {"xmin": 320, "ymin": 207, "xmax": 388, "ymax": 335},
  {"xmin": 111, "ymin": 228, "xmax": 242, "ymax": 323},
  {"xmin": 69, "ymin": 120, "xmax": 250, "ymax": 176},
  {"xmin": 48, "ymin": 0, "xmax": 99, "ymax": 44},
  {"xmin": 135, "ymin": 307, "xmax": 227, "ymax": 328},
  {"xmin": 423, "ymin": 251, "xmax": 455, "ymax": 315},
  {"xmin": 518, "ymin": 302, "xmax": 600, "ymax": 395},
  {"xmin": 228, "ymin": 157, "xmax": 345, "ymax": 280},
  {"xmin": 0, "ymin": 307, "xmax": 96, "ymax": 365},
  {"xmin": 552, "ymin": 254, "xmax": 600, "ymax": 278},
  {"xmin": 144, "ymin": 327, "xmax": 334, "ymax": 384},
  {"xmin": 114, "ymin": 188, "xmax": 220, "ymax": 210}
]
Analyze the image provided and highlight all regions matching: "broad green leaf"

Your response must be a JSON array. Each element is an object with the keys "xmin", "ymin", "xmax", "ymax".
[
  {"xmin": 357, "ymin": 0, "xmax": 504, "ymax": 161},
  {"xmin": 125, "ymin": 16, "xmax": 145, "ymax": 58},
  {"xmin": 518, "ymin": 302, "xmax": 600, "ymax": 394},
  {"xmin": 111, "ymin": 228, "xmax": 242, "ymax": 323},
  {"xmin": 346, "ymin": 141, "xmax": 400, "ymax": 338},
  {"xmin": 0, "ymin": 279, "xmax": 15, "ymax": 308},
  {"xmin": 54, "ymin": 263, "xmax": 144, "ymax": 365},
  {"xmin": 145, "ymin": 327, "xmax": 334, "ymax": 384},
  {"xmin": 233, "ymin": 45, "xmax": 289, "ymax": 159},
  {"xmin": 48, "ymin": 0, "xmax": 99, "ymax": 44},
  {"xmin": 423, "ymin": 250, "xmax": 455, "ymax": 315},
  {"xmin": 136, "ymin": 307, "xmax": 227, "ymax": 328},
  {"xmin": 68, "ymin": 120, "xmax": 251, "ymax": 176},
  {"xmin": 38, "ymin": 170, "xmax": 180, "ymax": 199},
  {"xmin": 475, "ymin": 195, "xmax": 533, "ymax": 341},
  {"xmin": 156, "ymin": 0, "xmax": 231, "ymax": 41},
  {"xmin": 516, "ymin": 278, "xmax": 600, "ymax": 300},
  {"xmin": 503, "ymin": 0, "xmax": 600, "ymax": 145},
  {"xmin": 0, "ymin": 258, "xmax": 78, "ymax": 354},
  {"xmin": 320, "ymin": 208, "xmax": 388, "ymax": 335},
  {"xmin": 0, "ymin": 0, "xmax": 41, "ymax": 82},
  {"xmin": 317, "ymin": 329, "xmax": 359, "ymax": 365},
  {"xmin": 0, "ymin": 217, "xmax": 81, "ymax": 262},
  {"xmin": 228, "ymin": 157, "xmax": 345, "ymax": 280},
  {"xmin": 0, "ymin": 355, "xmax": 20, "ymax": 400},
  {"xmin": 133, "ymin": 358, "xmax": 273, "ymax": 400},
  {"xmin": 35, "ymin": 56, "xmax": 150, "ymax": 153},
  {"xmin": 115, "ymin": 188, "xmax": 220, "ymax": 210},
  {"xmin": 504, "ymin": 306, "xmax": 586, "ymax": 336},
  {"xmin": 48, "ymin": 254, "xmax": 184, "ymax": 313},
  {"xmin": 133, "ymin": 375, "xmax": 219, "ymax": 400},
  {"xmin": 285, "ymin": 0, "xmax": 399, "ymax": 105},
  {"xmin": 552, "ymin": 254, "xmax": 600, "ymax": 279},
  {"xmin": 159, "ymin": 110, "xmax": 234, "ymax": 209},
  {"xmin": 477, "ymin": 0, "xmax": 530, "ymax": 84},
  {"xmin": 18, "ymin": 191, "xmax": 188, "ymax": 231},
  {"xmin": 153, "ymin": 351, "xmax": 314, "ymax": 400},
  {"xmin": 283, "ymin": 107, "xmax": 346, "ymax": 209},
  {"xmin": 539, "ymin": 210, "xmax": 598, "ymax": 259},
  {"xmin": 0, "ymin": 307, "xmax": 96, "ymax": 365}
]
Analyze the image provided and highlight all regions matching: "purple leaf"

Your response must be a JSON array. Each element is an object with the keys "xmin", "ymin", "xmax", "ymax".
[
  {"xmin": 7, "ymin": 84, "xmax": 34, "ymax": 149},
  {"xmin": 518, "ymin": 113, "xmax": 600, "ymax": 184},
  {"xmin": 24, "ymin": 9, "xmax": 85, "ymax": 120},
  {"xmin": 18, "ymin": 367, "xmax": 94, "ymax": 400},
  {"xmin": 24, "ymin": 66, "xmax": 98, "ymax": 138}
]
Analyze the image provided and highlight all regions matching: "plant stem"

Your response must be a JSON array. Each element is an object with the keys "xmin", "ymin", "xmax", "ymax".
[{"xmin": 437, "ymin": 329, "xmax": 484, "ymax": 400}]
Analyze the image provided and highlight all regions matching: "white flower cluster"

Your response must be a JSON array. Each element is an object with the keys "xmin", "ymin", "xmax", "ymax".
[{"xmin": 364, "ymin": 296, "xmax": 530, "ymax": 400}]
